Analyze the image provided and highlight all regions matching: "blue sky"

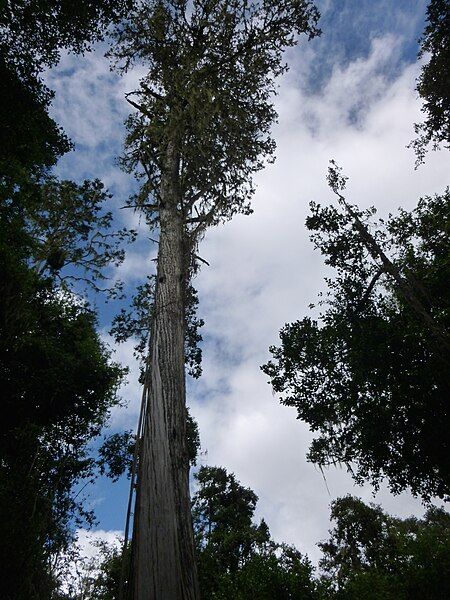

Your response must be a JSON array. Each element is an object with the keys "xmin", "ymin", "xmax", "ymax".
[{"xmin": 45, "ymin": 0, "xmax": 448, "ymax": 565}]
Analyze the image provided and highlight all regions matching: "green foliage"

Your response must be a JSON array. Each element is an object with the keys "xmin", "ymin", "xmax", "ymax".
[
  {"xmin": 319, "ymin": 496, "xmax": 450, "ymax": 600},
  {"xmin": 1, "ymin": 157, "xmax": 135, "ymax": 600},
  {"xmin": 1, "ymin": 0, "xmax": 133, "ymax": 72},
  {"xmin": 211, "ymin": 547, "xmax": 321, "ymax": 600},
  {"xmin": 110, "ymin": 277, "xmax": 204, "ymax": 376},
  {"xmin": 98, "ymin": 432, "xmax": 135, "ymax": 482},
  {"xmin": 24, "ymin": 176, "xmax": 136, "ymax": 297},
  {"xmin": 0, "ymin": 2, "xmax": 142, "ymax": 597},
  {"xmin": 0, "ymin": 0, "xmax": 136, "ymax": 296},
  {"xmin": 263, "ymin": 172, "xmax": 450, "ymax": 500},
  {"xmin": 319, "ymin": 496, "xmax": 406, "ymax": 587},
  {"xmin": 193, "ymin": 466, "xmax": 266, "ymax": 554},
  {"xmin": 94, "ymin": 409, "xmax": 199, "ymax": 490},
  {"xmin": 0, "ymin": 60, "xmax": 70, "ymax": 182},
  {"xmin": 0, "ymin": 221, "xmax": 126, "ymax": 599},
  {"xmin": 411, "ymin": 0, "xmax": 450, "ymax": 164},
  {"xmin": 192, "ymin": 466, "xmax": 322, "ymax": 600},
  {"xmin": 0, "ymin": 1, "xmax": 137, "ymax": 307},
  {"xmin": 0, "ymin": 226, "xmax": 122, "ymax": 431},
  {"xmin": 73, "ymin": 540, "xmax": 130, "ymax": 600},
  {"xmin": 83, "ymin": 474, "xmax": 449, "ymax": 600},
  {"xmin": 111, "ymin": 0, "xmax": 320, "ymax": 232},
  {"xmin": 186, "ymin": 410, "xmax": 201, "ymax": 466},
  {"xmin": 0, "ymin": 0, "xmax": 134, "ymax": 186}
]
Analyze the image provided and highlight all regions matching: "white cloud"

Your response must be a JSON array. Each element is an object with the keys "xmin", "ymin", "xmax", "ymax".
[
  {"xmin": 46, "ymin": 49, "xmax": 126, "ymax": 150},
  {"xmin": 100, "ymin": 332, "xmax": 143, "ymax": 429},
  {"xmin": 58, "ymin": 528, "xmax": 123, "ymax": 595},
  {"xmin": 75, "ymin": 528, "xmax": 123, "ymax": 559},
  {"xmin": 183, "ymin": 35, "xmax": 448, "ymax": 562}
]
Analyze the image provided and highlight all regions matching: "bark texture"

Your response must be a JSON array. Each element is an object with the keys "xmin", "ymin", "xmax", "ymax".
[{"xmin": 130, "ymin": 144, "xmax": 199, "ymax": 600}]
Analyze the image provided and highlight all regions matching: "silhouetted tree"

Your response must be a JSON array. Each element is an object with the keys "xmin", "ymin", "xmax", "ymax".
[{"xmin": 263, "ymin": 166, "xmax": 450, "ymax": 500}]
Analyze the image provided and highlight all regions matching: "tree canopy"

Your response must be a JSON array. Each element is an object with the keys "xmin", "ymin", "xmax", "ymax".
[
  {"xmin": 0, "ymin": 2, "xmax": 139, "ymax": 596},
  {"xmin": 64, "ymin": 465, "xmax": 450, "ymax": 599},
  {"xmin": 84, "ymin": 465, "xmax": 324, "ymax": 600},
  {"xmin": 1, "ymin": 1, "xmax": 449, "ymax": 597},
  {"xmin": 319, "ymin": 495, "xmax": 450, "ymax": 599},
  {"xmin": 111, "ymin": 0, "xmax": 320, "ymax": 233},
  {"xmin": 0, "ymin": 217, "xmax": 127, "ymax": 598},
  {"xmin": 262, "ymin": 166, "xmax": 450, "ymax": 501}
]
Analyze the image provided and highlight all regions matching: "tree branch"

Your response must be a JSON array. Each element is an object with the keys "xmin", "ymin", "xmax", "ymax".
[
  {"xmin": 140, "ymin": 83, "xmax": 166, "ymax": 102},
  {"xmin": 120, "ymin": 203, "xmax": 160, "ymax": 211},
  {"xmin": 125, "ymin": 95, "xmax": 152, "ymax": 118},
  {"xmin": 331, "ymin": 187, "xmax": 450, "ymax": 352},
  {"xmin": 185, "ymin": 206, "xmax": 215, "ymax": 225},
  {"xmin": 194, "ymin": 254, "xmax": 210, "ymax": 266},
  {"xmin": 185, "ymin": 182, "xmax": 215, "ymax": 209},
  {"xmin": 352, "ymin": 268, "xmax": 384, "ymax": 314}
]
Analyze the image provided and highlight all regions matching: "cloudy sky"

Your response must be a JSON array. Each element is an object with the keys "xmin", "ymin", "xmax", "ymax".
[{"xmin": 46, "ymin": 0, "xmax": 448, "ymax": 566}]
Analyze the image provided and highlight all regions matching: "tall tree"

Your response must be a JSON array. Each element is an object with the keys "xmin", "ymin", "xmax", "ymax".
[
  {"xmin": 262, "ymin": 168, "xmax": 450, "ymax": 501},
  {"xmin": 111, "ymin": 1, "xmax": 320, "ymax": 598},
  {"xmin": 192, "ymin": 465, "xmax": 271, "ymax": 597},
  {"xmin": 192, "ymin": 466, "xmax": 321, "ymax": 600}
]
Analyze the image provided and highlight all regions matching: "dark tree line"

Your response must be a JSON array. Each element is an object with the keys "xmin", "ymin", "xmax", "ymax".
[
  {"xmin": 263, "ymin": 0, "xmax": 450, "ymax": 504},
  {"xmin": 77, "ymin": 466, "xmax": 450, "ymax": 600},
  {"xmin": 0, "ymin": 2, "xmax": 136, "ymax": 598}
]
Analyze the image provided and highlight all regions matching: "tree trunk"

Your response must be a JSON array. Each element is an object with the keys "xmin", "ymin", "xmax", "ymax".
[{"xmin": 130, "ymin": 142, "xmax": 199, "ymax": 600}]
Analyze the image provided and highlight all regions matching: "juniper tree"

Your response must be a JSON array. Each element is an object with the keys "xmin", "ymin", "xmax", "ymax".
[{"xmin": 111, "ymin": 1, "xmax": 320, "ymax": 598}]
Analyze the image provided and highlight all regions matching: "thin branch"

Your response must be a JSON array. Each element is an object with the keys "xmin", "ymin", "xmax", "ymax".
[
  {"xmin": 120, "ymin": 203, "xmax": 160, "ymax": 211},
  {"xmin": 185, "ymin": 206, "xmax": 215, "ymax": 225},
  {"xmin": 185, "ymin": 182, "xmax": 215, "ymax": 209},
  {"xmin": 140, "ymin": 83, "xmax": 166, "ymax": 102},
  {"xmin": 194, "ymin": 254, "xmax": 210, "ymax": 266},
  {"xmin": 125, "ymin": 95, "xmax": 153, "ymax": 118},
  {"xmin": 141, "ymin": 157, "xmax": 158, "ymax": 179},
  {"xmin": 332, "ymin": 188, "xmax": 450, "ymax": 352},
  {"xmin": 352, "ymin": 268, "xmax": 384, "ymax": 314}
]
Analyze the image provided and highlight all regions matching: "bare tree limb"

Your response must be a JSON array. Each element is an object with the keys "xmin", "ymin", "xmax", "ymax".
[
  {"xmin": 125, "ymin": 95, "xmax": 153, "ymax": 118},
  {"xmin": 185, "ymin": 206, "xmax": 215, "ymax": 225},
  {"xmin": 194, "ymin": 254, "xmax": 210, "ymax": 266},
  {"xmin": 120, "ymin": 204, "xmax": 160, "ymax": 211},
  {"xmin": 352, "ymin": 267, "xmax": 384, "ymax": 314}
]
